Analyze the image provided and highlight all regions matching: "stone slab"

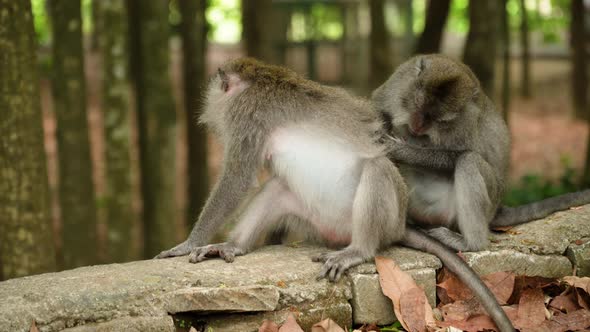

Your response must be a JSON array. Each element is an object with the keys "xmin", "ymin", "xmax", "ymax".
[
  {"xmin": 463, "ymin": 250, "xmax": 573, "ymax": 277},
  {"xmin": 62, "ymin": 316, "xmax": 175, "ymax": 332},
  {"xmin": 566, "ymin": 238, "xmax": 590, "ymax": 277},
  {"xmin": 489, "ymin": 205, "xmax": 590, "ymax": 255},
  {"xmin": 351, "ymin": 268, "xmax": 436, "ymax": 325},
  {"xmin": 163, "ymin": 285, "xmax": 280, "ymax": 313}
]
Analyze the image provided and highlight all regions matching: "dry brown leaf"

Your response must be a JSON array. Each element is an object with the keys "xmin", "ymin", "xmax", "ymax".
[
  {"xmin": 551, "ymin": 309, "xmax": 590, "ymax": 331},
  {"xmin": 515, "ymin": 288, "xmax": 546, "ymax": 329},
  {"xmin": 483, "ymin": 272, "xmax": 516, "ymax": 305},
  {"xmin": 563, "ymin": 276, "xmax": 590, "ymax": 294},
  {"xmin": 400, "ymin": 287, "xmax": 427, "ymax": 330},
  {"xmin": 439, "ymin": 299, "xmax": 483, "ymax": 322},
  {"xmin": 437, "ymin": 269, "xmax": 475, "ymax": 304},
  {"xmin": 437, "ymin": 270, "xmax": 515, "ymax": 306},
  {"xmin": 357, "ymin": 323, "xmax": 380, "ymax": 332},
  {"xmin": 436, "ymin": 314, "xmax": 497, "ymax": 332},
  {"xmin": 29, "ymin": 321, "xmax": 39, "ymax": 332},
  {"xmin": 549, "ymin": 292, "xmax": 581, "ymax": 313},
  {"xmin": 576, "ymin": 288, "xmax": 590, "ymax": 310},
  {"xmin": 310, "ymin": 318, "xmax": 345, "ymax": 332},
  {"xmin": 375, "ymin": 256, "xmax": 435, "ymax": 332},
  {"xmin": 279, "ymin": 313, "xmax": 304, "ymax": 332},
  {"xmin": 259, "ymin": 319, "xmax": 280, "ymax": 332},
  {"xmin": 510, "ymin": 276, "xmax": 557, "ymax": 304}
]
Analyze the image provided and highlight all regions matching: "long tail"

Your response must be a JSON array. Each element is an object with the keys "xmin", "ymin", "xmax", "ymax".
[
  {"xmin": 403, "ymin": 228, "xmax": 515, "ymax": 332},
  {"xmin": 492, "ymin": 189, "xmax": 590, "ymax": 227}
]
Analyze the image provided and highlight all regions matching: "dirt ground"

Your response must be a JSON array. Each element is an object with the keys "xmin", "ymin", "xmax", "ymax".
[{"xmin": 39, "ymin": 48, "xmax": 589, "ymax": 255}]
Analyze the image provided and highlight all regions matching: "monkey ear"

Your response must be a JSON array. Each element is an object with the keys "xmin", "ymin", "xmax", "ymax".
[{"xmin": 218, "ymin": 68, "xmax": 229, "ymax": 92}]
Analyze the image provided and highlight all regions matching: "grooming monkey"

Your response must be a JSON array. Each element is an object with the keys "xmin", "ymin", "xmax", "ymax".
[
  {"xmin": 373, "ymin": 54, "xmax": 590, "ymax": 252},
  {"xmin": 156, "ymin": 58, "xmax": 514, "ymax": 331}
]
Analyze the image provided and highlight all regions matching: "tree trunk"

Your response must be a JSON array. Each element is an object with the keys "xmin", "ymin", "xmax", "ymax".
[
  {"xmin": 463, "ymin": 0, "xmax": 500, "ymax": 97},
  {"xmin": 519, "ymin": 0, "xmax": 531, "ymax": 98},
  {"xmin": 96, "ymin": 0, "xmax": 137, "ymax": 262},
  {"xmin": 415, "ymin": 0, "xmax": 451, "ymax": 54},
  {"xmin": 369, "ymin": 0, "xmax": 394, "ymax": 90},
  {"xmin": 571, "ymin": 0, "xmax": 588, "ymax": 121},
  {"xmin": 178, "ymin": 0, "xmax": 209, "ymax": 230},
  {"xmin": 0, "ymin": 0, "xmax": 56, "ymax": 279},
  {"xmin": 501, "ymin": 0, "xmax": 511, "ymax": 124},
  {"xmin": 241, "ymin": 0, "xmax": 288, "ymax": 64},
  {"xmin": 49, "ymin": 0, "xmax": 98, "ymax": 269},
  {"xmin": 127, "ymin": 0, "xmax": 177, "ymax": 258}
]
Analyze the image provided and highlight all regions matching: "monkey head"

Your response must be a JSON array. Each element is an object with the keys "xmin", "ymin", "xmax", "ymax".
[{"xmin": 373, "ymin": 54, "xmax": 483, "ymax": 147}]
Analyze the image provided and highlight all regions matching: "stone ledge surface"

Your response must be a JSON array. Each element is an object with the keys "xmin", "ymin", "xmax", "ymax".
[{"xmin": 0, "ymin": 205, "xmax": 588, "ymax": 331}]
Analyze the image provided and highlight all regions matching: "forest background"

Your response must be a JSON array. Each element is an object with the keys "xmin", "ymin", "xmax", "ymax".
[{"xmin": 1, "ymin": 0, "xmax": 589, "ymax": 281}]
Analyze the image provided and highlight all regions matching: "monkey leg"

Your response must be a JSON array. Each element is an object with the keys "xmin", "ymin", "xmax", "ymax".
[
  {"xmin": 428, "ymin": 153, "xmax": 497, "ymax": 251},
  {"xmin": 314, "ymin": 157, "xmax": 407, "ymax": 281},
  {"xmin": 188, "ymin": 178, "xmax": 304, "ymax": 263}
]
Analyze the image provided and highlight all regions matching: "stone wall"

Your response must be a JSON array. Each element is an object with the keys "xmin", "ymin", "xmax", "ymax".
[{"xmin": 1, "ymin": 205, "xmax": 589, "ymax": 332}]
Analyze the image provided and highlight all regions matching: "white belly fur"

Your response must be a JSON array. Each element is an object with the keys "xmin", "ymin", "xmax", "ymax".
[
  {"xmin": 269, "ymin": 125, "xmax": 362, "ymax": 237},
  {"xmin": 402, "ymin": 167, "xmax": 457, "ymax": 227}
]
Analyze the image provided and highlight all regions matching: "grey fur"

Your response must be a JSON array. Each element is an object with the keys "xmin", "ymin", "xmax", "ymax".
[
  {"xmin": 374, "ymin": 54, "xmax": 509, "ymax": 251},
  {"xmin": 374, "ymin": 54, "xmax": 590, "ymax": 251},
  {"xmin": 156, "ymin": 58, "xmax": 407, "ymax": 281}
]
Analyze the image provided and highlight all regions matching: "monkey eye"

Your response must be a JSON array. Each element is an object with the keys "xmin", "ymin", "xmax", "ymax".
[{"xmin": 221, "ymin": 81, "xmax": 229, "ymax": 92}]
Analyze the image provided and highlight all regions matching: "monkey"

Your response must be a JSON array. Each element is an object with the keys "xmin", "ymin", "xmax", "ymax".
[
  {"xmin": 156, "ymin": 57, "xmax": 408, "ymax": 281},
  {"xmin": 372, "ymin": 54, "xmax": 590, "ymax": 253},
  {"xmin": 155, "ymin": 58, "xmax": 515, "ymax": 332}
]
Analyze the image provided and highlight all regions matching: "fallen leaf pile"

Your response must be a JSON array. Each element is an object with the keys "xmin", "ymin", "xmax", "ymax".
[
  {"xmin": 255, "ymin": 257, "xmax": 590, "ymax": 332},
  {"xmin": 435, "ymin": 270, "xmax": 590, "ymax": 331}
]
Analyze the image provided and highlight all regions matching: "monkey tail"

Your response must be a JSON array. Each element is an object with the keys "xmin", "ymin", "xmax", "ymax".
[
  {"xmin": 403, "ymin": 228, "xmax": 515, "ymax": 332},
  {"xmin": 491, "ymin": 189, "xmax": 590, "ymax": 227}
]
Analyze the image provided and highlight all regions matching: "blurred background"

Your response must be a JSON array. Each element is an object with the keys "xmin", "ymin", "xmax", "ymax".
[{"xmin": 1, "ymin": 0, "xmax": 589, "ymax": 280}]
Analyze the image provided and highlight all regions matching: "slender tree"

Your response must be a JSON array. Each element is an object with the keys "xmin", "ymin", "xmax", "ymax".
[
  {"xmin": 501, "ymin": 0, "xmax": 511, "ymax": 123},
  {"xmin": 571, "ymin": 0, "xmax": 588, "ymax": 121},
  {"xmin": 0, "ymin": 0, "xmax": 56, "ymax": 279},
  {"xmin": 241, "ymin": 0, "xmax": 289, "ymax": 64},
  {"xmin": 178, "ymin": 0, "xmax": 209, "ymax": 229},
  {"xmin": 573, "ymin": 0, "xmax": 590, "ymax": 184},
  {"xmin": 415, "ymin": 0, "xmax": 452, "ymax": 54},
  {"xmin": 96, "ymin": 0, "xmax": 136, "ymax": 262},
  {"xmin": 49, "ymin": 0, "xmax": 98, "ymax": 268},
  {"xmin": 127, "ymin": 0, "xmax": 177, "ymax": 258},
  {"xmin": 519, "ymin": 0, "xmax": 531, "ymax": 98},
  {"xmin": 369, "ymin": 0, "xmax": 394, "ymax": 90},
  {"xmin": 463, "ymin": 0, "xmax": 500, "ymax": 97}
]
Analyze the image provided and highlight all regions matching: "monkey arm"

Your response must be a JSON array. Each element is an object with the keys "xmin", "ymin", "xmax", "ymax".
[
  {"xmin": 187, "ymin": 139, "xmax": 263, "ymax": 245},
  {"xmin": 156, "ymin": 137, "xmax": 263, "ymax": 259},
  {"xmin": 388, "ymin": 140, "xmax": 465, "ymax": 171}
]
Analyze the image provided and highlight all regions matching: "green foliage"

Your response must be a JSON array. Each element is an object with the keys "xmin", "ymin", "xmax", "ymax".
[
  {"xmin": 380, "ymin": 321, "xmax": 405, "ymax": 331},
  {"xmin": 31, "ymin": 0, "xmax": 49, "ymax": 46},
  {"xmin": 504, "ymin": 157, "xmax": 582, "ymax": 206},
  {"xmin": 206, "ymin": 0, "xmax": 241, "ymax": 43},
  {"xmin": 447, "ymin": 0, "xmax": 470, "ymax": 34},
  {"xmin": 289, "ymin": 3, "xmax": 343, "ymax": 42}
]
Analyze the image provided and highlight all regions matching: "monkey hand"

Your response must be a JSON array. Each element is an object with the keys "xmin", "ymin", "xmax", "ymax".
[
  {"xmin": 312, "ymin": 248, "xmax": 367, "ymax": 282},
  {"xmin": 187, "ymin": 242, "xmax": 244, "ymax": 263},
  {"xmin": 154, "ymin": 240, "xmax": 197, "ymax": 259}
]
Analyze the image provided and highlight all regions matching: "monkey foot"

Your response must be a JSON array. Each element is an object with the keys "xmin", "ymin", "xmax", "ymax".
[
  {"xmin": 188, "ymin": 242, "xmax": 244, "ymax": 263},
  {"xmin": 312, "ymin": 248, "xmax": 367, "ymax": 282}
]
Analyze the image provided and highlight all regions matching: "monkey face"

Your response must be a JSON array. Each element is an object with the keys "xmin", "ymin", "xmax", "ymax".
[{"xmin": 373, "ymin": 54, "xmax": 480, "ymax": 147}]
